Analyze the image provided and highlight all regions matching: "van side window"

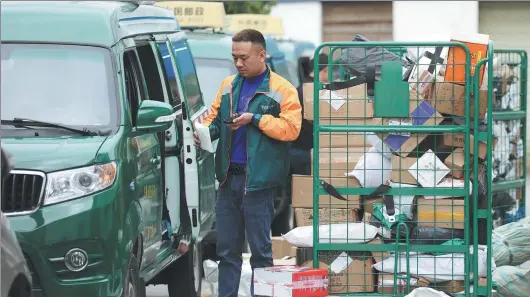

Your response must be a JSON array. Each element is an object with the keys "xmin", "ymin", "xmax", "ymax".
[
  {"xmin": 136, "ymin": 43, "xmax": 166, "ymax": 103},
  {"xmin": 123, "ymin": 50, "xmax": 145, "ymax": 126},
  {"xmin": 157, "ymin": 43, "xmax": 182, "ymax": 108},
  {"xmin": 171, "ymin": 41, "xmax": 204, "ymax": 115}
]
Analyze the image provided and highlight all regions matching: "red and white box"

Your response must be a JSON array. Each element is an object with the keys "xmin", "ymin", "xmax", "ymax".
[{"xmin": 254, "ymin": 266, "xmax": 329, "ymax": 297}]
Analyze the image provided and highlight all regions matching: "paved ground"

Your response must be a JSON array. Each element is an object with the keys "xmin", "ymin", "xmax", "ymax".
[{"xmin": 146, "ymin": 279, "xmax": 212, "ymax": 297}]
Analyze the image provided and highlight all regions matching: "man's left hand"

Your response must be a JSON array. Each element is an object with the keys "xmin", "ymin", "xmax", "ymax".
[{"xmin": 229, "ymin": 112, "xmax": 253, "ymax": 130}]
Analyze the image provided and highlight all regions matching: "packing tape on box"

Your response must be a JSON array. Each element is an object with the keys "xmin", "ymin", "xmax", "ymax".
[{"xmin": 417, "ymin": 212, "xmax": 465, "ymax": 222}]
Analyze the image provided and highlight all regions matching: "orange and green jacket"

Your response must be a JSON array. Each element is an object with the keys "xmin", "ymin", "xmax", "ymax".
[{"xmin": 203, "ymin": 67, "xmax": 302, "ymax": 192}]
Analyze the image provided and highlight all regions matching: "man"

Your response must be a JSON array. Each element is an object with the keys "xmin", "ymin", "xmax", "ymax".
[
  {"xmin": 195, "ymin": 29, "xmax": 302, "ymax": 297},
  {"xmin": 289, "ymin": 53, "xmax": 330, "ymax": 175}
]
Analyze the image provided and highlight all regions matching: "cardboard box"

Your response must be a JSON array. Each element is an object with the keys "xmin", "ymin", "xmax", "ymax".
[
  {"xmin": 376, "ymin": 100, "xmax": 444, "ymax": 158},
  {"xmin": 303, "ymin": 83, "xmax": 374, "ymax": 120},
  {"xmin": 299, "ymin": 250, "xmax": 375, "ymax": 294},
  {"xmin": 433, "ymin": 280, "xmax": 465, "ymax": 294},
  {"xmin": 363, "ymin": 196, "xmax": 384, "ymax": 214},
  {"xmin": 294, "ymin": 208, "xmax": 359, "ymax": 227},
  {"xmin": 272, "ymin": 237, "xmax": 297, "ymax": 260},
  {"xmin": 408, "ymin": 48, "xmax": 449, "ymax": 97},
  {"xmin": 362, "ymin": 212, "xmax": 372, "ymax": 223},
  {"xmin": 311, "ymin": 147, "xmax": 368, "ymax": 178},
  {"xmin": 441, "ymin": 132, "xmax": 494, "ymax": 160},
  {"xmin": 273, "ymin": 257, "xmax": 297, "ymax": 266},
  {"xmin": 377, "ymin": 274, "xmax": 430, "ymax": 294},
  {"xmin": 291, "ymin": 175, "xmax": 361, "ymax": 209},
  {"xmin": 416, "ymin": 197, "xmax": 465, "ymax": 229},
  {"xmin": 391, "ymin": 155, "xmax": 420, "ymax": 185},
  {"xmin": 429, "ymin": 82, "xmax": 487, "ymax": 120},
  {"xmin": 444, "ymin": 148, "xmax": 465, "ymax": 179},
  {"xmin": 517, "ymin": 158, "xmax": 524, "ymax": 179},
  {"xmin": 319, "ymin": 133, "xmax": 370, "ymax": 149},
  {"xmin": 423, "ymin": 176, "xmax": 468, "ymax": 200},
  {"xmin": 478, "ymin": 277, "xmax": 488, "ymax": 287},
  {"xmin": 318, "ymin": 119, "xmax": 380, "ymax": 148},
  {"xmin": 367, "ymin": 237, "xmax": 389, "ymax": 263},
  {"xmin": 254, "ymin": 266, "xmax": 329, "ymax": 297},
  {"xmin": 444, "ymin": 33, "xmax": 489, "ymax": 86}
]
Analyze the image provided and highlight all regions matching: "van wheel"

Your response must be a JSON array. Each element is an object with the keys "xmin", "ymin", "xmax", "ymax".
[
  {"xmin": 122, "ymin": 254, "xmax": 144, "ymax": 297},
  {"xmin": 168, "ymin": 242, "xmax": 202, "ymax": 297}
]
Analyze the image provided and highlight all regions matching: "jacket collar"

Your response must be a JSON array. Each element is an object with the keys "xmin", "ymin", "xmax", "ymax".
[{"xmin": 231, "ymin": 65, "xmax": 271, "ymax": 94}]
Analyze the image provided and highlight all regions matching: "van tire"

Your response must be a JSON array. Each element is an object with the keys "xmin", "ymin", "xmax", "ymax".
[
  {"xmin": 168, "ymin": 242, "xmax": 202, "ymax": 297},
  {"xmin": 122, "ymin": 254, "xmax": 143, "ymax": 297}
]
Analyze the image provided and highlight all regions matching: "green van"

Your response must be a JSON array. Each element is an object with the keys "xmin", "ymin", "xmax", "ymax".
[{"xmin": 1, "ymin": 1, "xmax": 215, "ymax": 297}]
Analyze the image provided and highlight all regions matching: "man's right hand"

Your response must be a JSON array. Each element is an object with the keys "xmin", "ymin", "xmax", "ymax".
[{"xmin": 193, "ymin": 132, "xmax": 201, "ymax": 147}]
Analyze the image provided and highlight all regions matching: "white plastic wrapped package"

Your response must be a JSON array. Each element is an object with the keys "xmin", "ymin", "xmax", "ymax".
[
  {"xmin": 405, "ymin": 288, "xmax": 451, "ymax": 297},
  {"xmin": 492, "ymin": 220, "xmax": 530, "ymax": 266},
  {"xmin": 203, "ymin": 254, "xmax": 253, "ymax": 297},
  {"xmin": 388, "ymin": 181, "xmax": 416, "ymax": 219},
  {"xmin": 493, "ymin": 266, "xmax": 530, "ymax": 297},
  {"xmin": 282, "ymin": 223, "xmax": 378, "ymax": 248},
  {"xmin": 501, "ymin": 82, "xmax": 521, "ymax": 111},
  {"xmin": 373, "ymin": 246, "xmax": 493, "ymax": 283},
  {"xmin": 347, "ymin": 146, "xmax": 391, "ymax": 188}
]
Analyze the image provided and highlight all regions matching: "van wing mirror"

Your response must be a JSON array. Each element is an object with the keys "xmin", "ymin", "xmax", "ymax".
[{"xmin": 136, "ymin": 100, "xmax": 175, "ymax": 132}]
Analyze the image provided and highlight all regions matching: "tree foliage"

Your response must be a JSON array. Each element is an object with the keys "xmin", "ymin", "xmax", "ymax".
[{"xmin": 224, "ymin": 1, "xmax": 277, "ymax": 15}]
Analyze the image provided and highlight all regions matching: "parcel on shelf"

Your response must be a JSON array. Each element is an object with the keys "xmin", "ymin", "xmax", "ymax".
[{"xmin": 303, "ymin": 82, "xmax": 374, "ymax": 120}]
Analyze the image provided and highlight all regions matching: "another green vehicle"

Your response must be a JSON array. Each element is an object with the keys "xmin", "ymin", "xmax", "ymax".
[
  {"xmin": 1, "ymin": 1, "xmax": 216, "ymax": 297},
  {"xmin": 274, "ymin": 37, "xmax": 316, "ymax": 87}
]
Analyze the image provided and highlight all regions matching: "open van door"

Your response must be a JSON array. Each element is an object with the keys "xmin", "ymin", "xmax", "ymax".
[{"xmin": 164, "ymin": 32, "xmax": 216, "ymax": 241}]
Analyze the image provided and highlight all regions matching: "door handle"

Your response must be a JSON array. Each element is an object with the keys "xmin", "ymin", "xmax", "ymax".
[{"xmin": 151, "ymin": 156, "xmax": 161, "ymax": 166}]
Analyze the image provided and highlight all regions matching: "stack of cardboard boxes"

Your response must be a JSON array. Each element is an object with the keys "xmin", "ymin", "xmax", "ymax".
[
  {"xmin": 370, "ymin": 33, "xmax": 492, "ymax": 294},
  {"xmin": 291, "ymin": 83, "xmax": 379, "ymax": 228},
  {"xmin": 276, "ymin": 33, "xmax": 493, "ymax": 295}
]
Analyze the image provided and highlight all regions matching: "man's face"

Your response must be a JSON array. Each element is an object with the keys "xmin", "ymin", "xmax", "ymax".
[{"xmin": 232, "ymin": 41, "xmax": 266, "ymax": 77}]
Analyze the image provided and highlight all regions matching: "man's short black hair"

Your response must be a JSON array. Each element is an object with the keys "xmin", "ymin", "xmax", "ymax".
[
  {"xmin": 232, "ymin": 29, "xmax": 267, "ymax": 51},
  {"xmin": 310, "ymin": 53, "xmax": 329, "ymax": 74}
]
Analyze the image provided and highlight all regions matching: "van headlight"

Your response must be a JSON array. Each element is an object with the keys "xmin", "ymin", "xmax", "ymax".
[{"xmin": 44, "ymin": 162, "xmax": 117, "ymax": 205}]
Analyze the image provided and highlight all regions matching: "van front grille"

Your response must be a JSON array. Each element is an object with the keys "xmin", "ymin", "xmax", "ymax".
[{"xmin": 1, "ymin": 171, "xmax": 45, "ymax": 214}]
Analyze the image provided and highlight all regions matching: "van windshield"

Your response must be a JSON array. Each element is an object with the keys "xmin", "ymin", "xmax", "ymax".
[
  {"xmin": 194, "ymin": 58, "xmax": 237, "ymax": 107},
  {"xmin": 1, "ymin": 43, "xmax": 118, "ymax": 132}
]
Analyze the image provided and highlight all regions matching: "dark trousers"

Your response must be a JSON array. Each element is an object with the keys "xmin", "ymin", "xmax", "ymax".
[
  {"xmin": 216, "ymin": 174, "xmax": 275, "ymax": 297},
  {"xmin": 289, "ymin": 147, "xmax": 311, "ymax": 175}
]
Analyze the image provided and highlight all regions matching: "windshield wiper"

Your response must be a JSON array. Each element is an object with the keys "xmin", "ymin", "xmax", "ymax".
[{"xmin": 1, "ymin": 118, "xmax": 98, "ymax": 136}]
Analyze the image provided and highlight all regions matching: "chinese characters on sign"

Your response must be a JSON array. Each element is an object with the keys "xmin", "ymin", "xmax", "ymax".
[
  {"xmin": 237, "ymin": 19, "xmax": 268, "ymax": 30},
  {"xmin": 170, "ymin": 6, "xmax": 205, "ymax": 25}
]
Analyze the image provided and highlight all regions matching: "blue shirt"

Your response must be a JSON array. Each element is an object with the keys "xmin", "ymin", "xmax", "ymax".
[{"xmin": 230, "ymin": 70, "xmax": 267, "ymax": 165}]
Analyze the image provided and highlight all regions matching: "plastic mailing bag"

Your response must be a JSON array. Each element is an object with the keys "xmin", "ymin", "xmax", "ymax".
[
  {"xmin": 493, "ymin": 266, "xmax": 530, "ymax": 297},
  {"xmin": 347, "ymin": 146, "xmax": 391, "ymax": 188},
  {"xmin": 373, "ymin": 246, "xmax": 493, "ymax": 283},
  {"xmin": 282, "ymin": 223, "xmax": 378, "ymax": 248},
  {"xmin": 405, "ymin": 288, "xmax": 451, "ymax": 297},
  {"xmin": 203, "ymin": 254, "xmax": 253, "ymax": 297},
  {"xmin": 339, "ymin": 34, "xmax": 414, "ymax": 82},
  {"xmin": 492, "ymin": 220, "xmax": 530, "ymax": 266}
]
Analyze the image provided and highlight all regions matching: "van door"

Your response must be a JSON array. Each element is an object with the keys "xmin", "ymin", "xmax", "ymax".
[
  {"xmin": 122, "ymin": 49, "xmax": 164, "ymax": 268},
  {"xmin": 150, "ymin": 39, "xmax": 185, "ymax": 238},
  {"xmin": 163, "ymin": 32, "xmax": 216, "ymax": 240}
]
